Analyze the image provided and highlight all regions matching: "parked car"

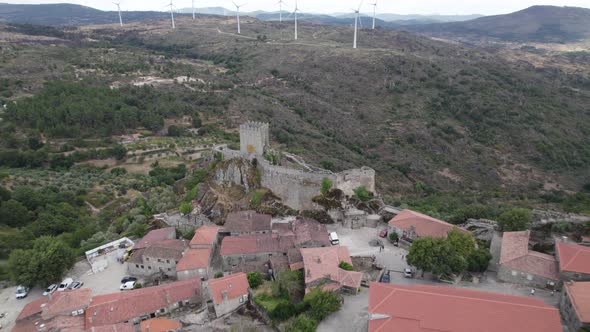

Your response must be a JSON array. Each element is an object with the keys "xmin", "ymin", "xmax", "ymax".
[
  {"xmin": 329, "ymin": 232, "xmax": 340, "ymax": 245},
  {"xmin": 379, "ymin": 229, "xmax": 388, "ymax": 238},
  {"xmin": 57, "ymin": 278, "xmax": 74, "ymax": 291},
  {"xmin": 380, "ymin": 271, "xmax": 391, "ymax": 283},
  {"xmin": 404, "ymin": 268, "xmax": 414, "ymax": 278},
  {"xmin": 120, "ymin": 281, "xmax": 136, "ymax": 291},
  {"xmin": 43, "ymin": 284, "xmax": 58, "ymax": 296},
  {"xmin": 68, "ymin": 281, "xmax": 84, "ymax": 290},
  {"xmin": 16, "ymin": 286, "xmax": 29, "ymax": 299},
  {"xmin": 121, "ymin": 276, "xmax": 137, "ymax": 284}
]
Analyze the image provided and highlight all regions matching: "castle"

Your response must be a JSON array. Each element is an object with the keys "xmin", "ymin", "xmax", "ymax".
[{"xmin": 217, "ymin": 122, "xmax": 376, "ymax": 210}]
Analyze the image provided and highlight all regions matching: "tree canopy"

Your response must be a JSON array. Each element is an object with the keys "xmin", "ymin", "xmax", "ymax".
[{"xmin": 497, "ymin": 208, "xmax": 532, "ymax": 232}]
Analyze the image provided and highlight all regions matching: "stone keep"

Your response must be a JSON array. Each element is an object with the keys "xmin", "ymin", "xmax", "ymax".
[{"xmin": 240, "ymin": 122, "xmax": 269, "ymax": 156}]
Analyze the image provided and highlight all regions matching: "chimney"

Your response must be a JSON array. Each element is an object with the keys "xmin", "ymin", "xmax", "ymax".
[{"xmin": 222, "ymin": 290, "xmax": 228, "ymax": 301}]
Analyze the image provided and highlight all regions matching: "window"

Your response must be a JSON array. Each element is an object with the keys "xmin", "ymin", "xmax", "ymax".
[
  {"xmin": 146, "ymin": 257, "xmax": 149, "ymax": 261},
  {"xmin": 160, "ymin": 309, "xmax": 165, "ymax": 313},
  {"xmin": 141, "ymin": 265, "xmax": 144, "ymax": 269},
  {"xmin": 136, "ymin": 264, "xmax": 139, "ymax": 268},
  {"xmin": 166, "ymin": 259, "xmax": 170, "ymax": 264},
  {"xmin": 158, "ymin": 259, "xmax": 162, "ymax": 263},
  {"xmin": 148, "ymin": 266, "xmax": 152, "ymax": 269},
  {"xmin": 168, "ymin": 268, "xmax": 171, "ymax": 271}
]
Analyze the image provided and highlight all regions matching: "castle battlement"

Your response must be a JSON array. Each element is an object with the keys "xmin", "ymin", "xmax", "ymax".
[{"xmin": 240, "ymin": 121, "xmax": 269, "ymax": 156}]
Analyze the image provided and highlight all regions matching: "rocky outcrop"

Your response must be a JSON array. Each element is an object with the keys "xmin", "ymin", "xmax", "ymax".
[
  {"xmin": 532, "ymin": 209, "xmax": 590, "ymax": 225},
  {"xmin": 459, "ymin": 218, "xmax": 499, "ymax": 242},
  {"xmin": 214, "ymin": 158, "xmax": 259, "ymax": 191}
]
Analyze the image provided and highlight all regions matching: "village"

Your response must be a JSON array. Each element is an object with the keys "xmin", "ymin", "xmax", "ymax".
[{"xmin": 4, "ymin": 122, "xmax": 590, "ymax": 332}]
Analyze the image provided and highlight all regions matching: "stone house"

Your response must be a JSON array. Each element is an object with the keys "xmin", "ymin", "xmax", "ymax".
[
  {"xmin": 290, "ymin": 218, "xmax": 331, "ymax": 248},
  {"xmin": 208, "ymin": 272, "xmax": 250, "ymax": 318},
  {"xmin": 220, "ymin": 233, "xmax": 292, "ymax": 273},
  {"xmin": 189, "ymin": 225, "xmax": 220, "ymax": 249},
  {"xmin": 222, "ymin": 211, "xmax": 272, "ymax": 236},
  {"xmin": 300, "ymin": 246, "xmax": 363, "ymax": 294},
  {"xmin": 176, "ymin": 248, "xmax": 212, "ymax": 281},
  {"xmin": 86, "ymin": 278, "xmax": 202, "ymax": 328},
  {"xmin": 388, "ymin": 209, "xmax": 466, "ymax": 242},
  {"xmin": 556, "ymin": 241, "xmax": 590, "ymax": 282},
  {"xmin": 133, "ymin": 227, "xmax": 176, "ymax": 250},
  {"xmin": 560, "ymin": 281, "xmax": 590, "ymax": 332},
  {"xmin": 497, "ymin": 231, "xmax": 559, "ymax": 289},
  {"xmin": 128, "ymin": 239, "xmax": 187, "ymax": 278}
]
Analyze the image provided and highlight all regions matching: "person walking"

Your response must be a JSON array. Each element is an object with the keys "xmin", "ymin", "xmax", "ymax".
[{"xmin": 531, "ymin": 288, "xmax": 535, "ymax": 296}]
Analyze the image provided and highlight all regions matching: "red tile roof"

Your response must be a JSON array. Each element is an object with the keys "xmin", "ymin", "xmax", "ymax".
[
  {"xmin": 190, "ymin": 225, "xmax": 220, "ymax": 247},
  {"xmin": 88, "ymin": 323, "xmax": 136, "ymax": 332},
  {"xmin": 134, "ymin": 227, "xmax": 176, "ymax": 250},
  {"xmin": 224, "ymin": 211, "xmax": 272, "ymax": 233},
  {"xmin": 301, "ymin": 246, "xmax": 363, "ymax": 290},
  {"xmin": 208, "ymin": 272, "xmax": 249, "ymax": 305},
  {"xmin": 220, "ymin": 234, "xmax": 283, "ymax": 256},
  {"xmin": 293, "ymin": 219, "xmax": 330, "ymax": 247},
  {"xmin": 176, "ymin": 248, "xmax": 212, "ymax": 271},
  {"xmin": 42, "ymin": 288, "xmax": 92, "ymax": 319},
  {"xmin": 388, "ymin": 209, "xmax": 463, "ymax": 238},
  {"xmin": 140, "ymin": 318, "xmax": 182, "ymax": 332},
  {"xmin": 564, "ymin": 282, "xmax": 590, "ymax": 323},
  {"xmin": 556, "ymin": 241, "xmax": 590, "ymax": 274},
  {"xmin": 86, "ymin": 278, "xmax": 201, "ymax": 328},
  {"xmin": 368, "ymin": 283, "xmax": 562, "ymax": 332},
  {"xmin": 499, "ymin": 231, "xmax": 559, "ymax": 280},
  {"xmin": 16, "ymin": 297, "xmax": 48, "ymax": 321},
  {"xmin": 142, "ymin": 239, "xmax": 187, "ymax": 261}
]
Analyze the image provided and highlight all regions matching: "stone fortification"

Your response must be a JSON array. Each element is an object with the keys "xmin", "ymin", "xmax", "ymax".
[{"xmin": 240, "ymin": 122, "xmax": 269, "ymax": 156}]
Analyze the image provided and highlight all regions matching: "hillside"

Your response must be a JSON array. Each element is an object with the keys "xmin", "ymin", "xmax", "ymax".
[
  {"xmin": 0, "ymin": 3, "xmax": 171, "ymax": 26},
  {"xmin": 407, "ymin": 6, "xmax": 590, "ymax": 43},
  {"xmin": 1, "ymin": 17, "xmax": 589, "ymax": 199}
]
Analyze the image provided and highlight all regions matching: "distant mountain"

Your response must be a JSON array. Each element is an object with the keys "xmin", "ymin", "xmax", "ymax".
[
  {"xmin": 0, "ymin": 3, "xmax": 169, "ymax": 26},
  {"xmin": 407, "ymin": 6, "xmax": 590, "ymax": 42}
]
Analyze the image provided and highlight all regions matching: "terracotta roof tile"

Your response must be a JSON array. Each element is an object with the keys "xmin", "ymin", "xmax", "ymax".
[
  {"xmin": 176, "ymin": 248, "xmax": 211, "ymax": 271},
  {"xmin": 16, "ymin": 297, "xmax": 48, "ymax": 321},
  {"xmin": 301, "ymin": 246, "xmax": 362, "ymax": 290},
  {"xmin": 140, "ymin": 318, "xmax": 182, "ymax": 332},
  {"xmin": 142, "ymin": 239, "xmax": 187, "ymax": 261},
  {"xmin": 556, "ymin": 241, "xmax": 590, "ymax": 274},
  {"xmin": 190, "ymin": 225, "xmax": 220, "ymax": 247},
  {"xmin": 565, "ymin": 282, "xmax": 590, "ymax": 323},
  {"xmin": 224, "ymin": 211, "xmax": 271, "ymax": 233},
  {"xmin": 220, "ymin": 234, "xmax": 282, "ymax": 255},
  {"xmin": 42, "ymin": 288, "xmax": 92, "ymax": 319},
  {"xmin": 88, "ymin": 323, "xmax": 136, "ymax": 332},
  {"xmin": 500, "ymin": 231, "xmax": 559, "ymax": 280},
  {"xmin": 368, "ymin": 283, "xmax": 562, "ymax": 332},
  {"xmin": 292, "ymin": 219, "xmax": 330, "ymax": 247},
  {"xmin": 208, "ymin": 272, "xmax": 249, "ymax": 305},
  {"xmin": 86, "ymin": 278, "xmax": 201, "ymax": 328},
  {"xmin": 388, "ymin": 209, "xmax": 465, "ymax": 238},
  {"xmin": 134, "ymin": 227, "xmax": 176, "ymax": 250}
]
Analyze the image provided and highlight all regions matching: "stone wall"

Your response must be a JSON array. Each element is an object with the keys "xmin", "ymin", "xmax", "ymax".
[
  {"xmin": 497, "ymin": 266, "xmax": 558, "ymax": 289},
  {"xmin": 560, "ymin": 271, "xmax": 590, "ymax": 282},
  {"xmin": 335, "ymin": 167, "xmax": 376, "ymax": 197},
  {"xmin": 221, "ymin": 253, "xmax": 273, "ymax": 272},
  {"xmin": 560, "ymin": 287, "xmax": 589, "ymax": 332},
  {"xmin": 240, "ymin": 122, "xmax": 269, "ymax": 156},
  {"xmin": 214, "ymin": 294, "xmax": 248, "ymax": 318}
]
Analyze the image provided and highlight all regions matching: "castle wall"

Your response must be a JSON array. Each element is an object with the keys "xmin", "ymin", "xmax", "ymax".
[{"xmin": 240, "ymin": 122, "xmax": 269, "ymax": 156}]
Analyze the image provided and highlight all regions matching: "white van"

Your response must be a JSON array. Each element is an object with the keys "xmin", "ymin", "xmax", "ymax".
[
  {"xmin": 329, "ymin": 232, "xmax": 339, "ymax": 245},
  {"xmin": 57, "ymin": 278, "xmax": 74, "ymax": 291}
]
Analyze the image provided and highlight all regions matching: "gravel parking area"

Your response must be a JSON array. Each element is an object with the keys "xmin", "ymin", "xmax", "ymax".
[{"xmin": 0, "ymin": 286, "xmax": 43, "ymax": 331}]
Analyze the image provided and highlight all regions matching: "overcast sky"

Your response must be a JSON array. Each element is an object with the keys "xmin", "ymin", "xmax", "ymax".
[{"xmin": 4, "ymin": 0, "xmax": 590, "ymax": 15}]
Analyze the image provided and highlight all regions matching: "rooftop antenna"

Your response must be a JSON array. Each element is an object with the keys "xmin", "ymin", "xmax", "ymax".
[
  {"xmin": 352, "ymin": 0, "xmax": 363, "ymax": 49},
  {"xmin": 232, "ymin": 2, "xmax": 246, "ymax": 34},
  {"xmin": 113, "ymin": 2, "xmax": 123, "ymax": 27},
  {"xmin": 370, "ymin": 1, "xmax": 377, "ymax": 30},
  {"xmin": 192, "ymin": 0, "xmax": 195, "ymax": 19},
  {"xmin": 278, "ymin": 0, "xmax": 284, "ymax": 22},
  {"xmin": 165, "ymin": 0, "xmax": 176, "ymax": 29}
]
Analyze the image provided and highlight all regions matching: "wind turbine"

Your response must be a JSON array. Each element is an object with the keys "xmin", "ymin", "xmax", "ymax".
[
  {"xmin": 278, "ymin": 0, "xmax": 284, "ymax": 22},
  {"xmin": 113, "ymin": 2, "xmax": 123, "ymax": 27},
  {"xmin": 165, "ymin": 0, "xmax": 176, "ymax": 29},
  {"xmin": 370, "ymin": 1, "xmax": 377, "ymax": 30},
  {"xmin": 192, "ymin": 0, "xmax": 195, "ymax": 19},
  {"xmin": 232, "ymin": 2, "xmax": 246, "ymax": 34},
  {"xmin": 293, "ymin": 0, "xmax": 299, "ymax": 40},
  {"xmin": 352, "ymin": 1, "xmax": 363, "ymax": 49}
]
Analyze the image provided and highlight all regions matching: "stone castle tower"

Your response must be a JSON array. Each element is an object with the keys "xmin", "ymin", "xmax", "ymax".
[{"xmin": 240, "ymin": 122, "xmax": 270, "ymax": 156}]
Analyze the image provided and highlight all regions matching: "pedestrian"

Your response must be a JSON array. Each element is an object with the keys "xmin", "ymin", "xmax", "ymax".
[
  {"xmin": 551, "ymin": 290, "xmax": 555, "ymax": 296},
  {"xmin": 531, "ymin": 288, "xmax": 535, "ymax": 296},
  {"xmin": 379, "ymin": 246, "xmax": 382, "ymax": 253}
]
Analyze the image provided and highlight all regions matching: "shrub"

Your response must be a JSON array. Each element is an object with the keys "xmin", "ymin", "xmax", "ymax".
[
  {"xmin": 497, "ymin": 208, "xmax": 532, "ymax": 232},
  {"xmin": 338, "ymin": 261, "xmax": 354, "ymax": 271},
  {"xmin": 247, "ymin": 272, "xmax": 264, "ymax": 289},
  {"xmin": 353, "ymin": 186, "xmax": 371, "ymax": 202},
  {"xmin": 134, "ymin": 282, "xmax": 143, "ymax": 289},
  {"xmin": 389, "ymin": 232, "xmax": 399, "ymax": 243},
  {"xmin": 320, "ymin": 178, "xmax": 333, "ymax": 196},
  {"xmin": 304, "ymin": 288, "xmax": 342, "ymax": 321},
  {"xmin": 466, "ymin": 248, "xmax": 492, "ymax": 272},
  {"xmin": 270, "ymin": 302, "xmax": 297, "ymax": 321},
  {"xmin": 214, "ymin": 272, "xmax": 224, "ymax": 278},
  {"xmin": 284, "ymin": 314, "xmax": 318, "ymax": 332}
]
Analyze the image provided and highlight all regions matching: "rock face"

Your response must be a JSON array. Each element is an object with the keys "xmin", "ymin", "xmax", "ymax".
[
  {"xmin": 532, "ymin": 209, "xmax": 590, "ymax": 225},
  {"xmin": 214, "ymin": 158, "xmax": 259, "ymax": 191},
  {"xmin": 460, "ymin": 218, "xmax": 499, "ymax": 242}
]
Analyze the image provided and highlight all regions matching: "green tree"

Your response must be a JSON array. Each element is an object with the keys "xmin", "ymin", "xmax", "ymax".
[
  {"xmin": 273, "ymin": 270, "xmax": 304, "ymax": 301},
  {"xmin": 320, "ymin": 178, "xmax": 333, "ymax": 196},
  {"xmin": 446, "ymin": 228, "xmax": 475, "ymax": 258},
  {"xmin": 407, "ymin": 237, "xmax": 467, "ymax": 277},
  {"xmin": 353, "ymin": 186, "xmax": 371, "ymax": 202},
  {"xmin": 168, "ymin": 125, "xmax": 183, "ymax": 137},
  {"xmin": 338, "ymin": 261, "xmax": 354, "ymax": 271},
  {"xmin": 0, "ymin": 186, "xmax": 10, "ymax": 201},
  {"xmin": 111, "ymin": 144, "xmax": 127, "ymax": 161},
  {"xmin": 497, "ymin": 208, "xmax": 532, "ymax": 232},
  {"xmin": 285, "ymin": 314, "xmax": 318, "ymax": 332},
  {"xmin": 304, "ymin": 288, "xmax": 342, "ymax": 321},
  {"xmin": 192, "ymin": 114, "xmax": 202, "ymax": 128},
  {"xmin": 0, "ymin": 199, "xmax": 33, "ymax": 227},
  {"xmin": 214, "ymin": 272, "xmax": 224, "ymax": 278},
  {"xmin": 247, "ymin": 272, "xmax": 264, "ymax": 289},
  {"xmin": 389, "ymin": 232, "xmax": 399, "ymax": 243},
  {"xmin": 9, "ymin": 236, "xmax": 75, "ymax": 287},
  {"xmin": 467, "ymin": 248, "xmax": 492, "ymax": 272}
]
